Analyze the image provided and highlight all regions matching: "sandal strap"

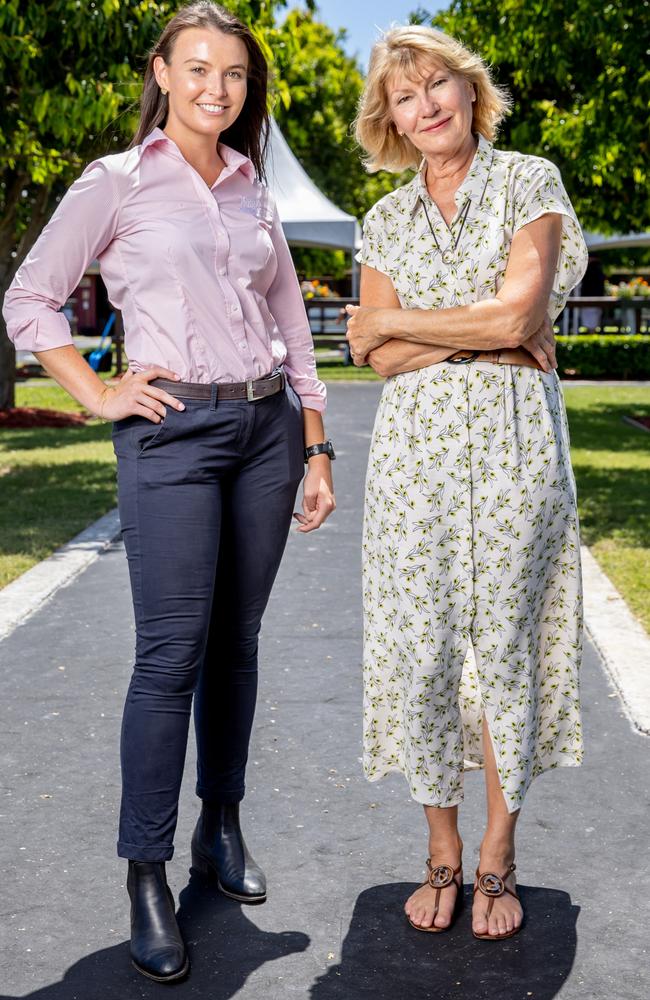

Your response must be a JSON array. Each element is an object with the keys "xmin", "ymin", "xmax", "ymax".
[{"xmin": 424, "ymin": 859, "xmax": 462, "ymax": 919}]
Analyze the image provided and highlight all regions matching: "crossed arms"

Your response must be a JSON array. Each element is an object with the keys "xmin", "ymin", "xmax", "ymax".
[{"xmin": 346, "ymin": 214, "xmax": 562, "ymax": 376}]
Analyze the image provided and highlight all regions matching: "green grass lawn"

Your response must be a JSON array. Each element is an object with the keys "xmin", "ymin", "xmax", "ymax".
[
  {"xmin": 316, "ymin": 361, "xmax": 381, "ymax": 382},
  {"xmin": 562, "ymin": 385, "xmax": 650, "ymax": 632},
  {"xmin": 2, "ymin": 379, "xmax": 649, "ymax": 634},
  {"xmin": 0, "ymin": 384, "xmax": 115, "ymax": 588}
]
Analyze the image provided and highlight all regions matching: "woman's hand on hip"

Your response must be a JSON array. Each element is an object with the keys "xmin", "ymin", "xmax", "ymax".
[
  {"xmin": 521, "ymin": 316, "xmax": 557, "ymax": 373},
  {"xmin": 98, "ymin": 367, "xmax": 186, "ymax": 422},
  {"xmin": 294, "ymin": 458, "xmax": 336, "ymax": 533},
  {"xmin": 345, "ymin": 305, "xmax": 394, "ymax": 366}
]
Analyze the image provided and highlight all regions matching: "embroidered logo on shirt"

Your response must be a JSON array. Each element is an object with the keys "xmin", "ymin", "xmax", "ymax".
[
  {"xmin": 240, "ymin": 195, "xmax": 262, "ymax": 216},
  {"xmin": 239, "ymin": 189, "xmax": 272, "ymax": 223}
]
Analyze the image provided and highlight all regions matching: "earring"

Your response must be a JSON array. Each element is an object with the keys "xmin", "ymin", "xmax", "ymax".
[{"xmin": 161, "ymin": 87, "xmax": 168, "ymax": 96}]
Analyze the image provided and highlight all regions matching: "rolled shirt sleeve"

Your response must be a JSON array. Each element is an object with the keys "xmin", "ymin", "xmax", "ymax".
[
  {"xmin": 266, "ymin": 206, "xmax": 327, "ymax": 413},
  {"xmin": 3, "ymin": 162, "xmax": 119, "ymax": 352},
  {"xmin": 512, "ymin": 158, "xmax": 588, "ymax": 320}
]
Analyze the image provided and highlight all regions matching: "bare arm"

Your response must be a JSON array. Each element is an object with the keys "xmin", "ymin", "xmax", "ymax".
[
  {"xmin": 294, "ymin": 406, "xmax": 336, "ymax": 534},
  {"xmin": 33, "ymin": 345, "xmax": 185, "ymax": 422},
  {"xmin": 348, "ymin": 214, "xmax": 562, "ymax": 364},
  {"xmin": 358, "ymin": 264, "xmax": 453, "ymax": 377}
]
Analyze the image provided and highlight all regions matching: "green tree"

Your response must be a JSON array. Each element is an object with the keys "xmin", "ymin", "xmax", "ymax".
[
  {"xmin": 0, "ymin": 0, "xmax": 285, "ymax": 408},
  {"xmin": 419, "ymin": 0, "xmax": 650, "ymax": 235}
]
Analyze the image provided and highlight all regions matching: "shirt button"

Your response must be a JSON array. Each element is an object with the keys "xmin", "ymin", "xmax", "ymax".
[
  {"xmin": 240, "ymin": 342, "xmax": 246, "ymax": 350},
  {"xmin": 218, "ymin": 267, "xmax": 227, "ymax": 276}
]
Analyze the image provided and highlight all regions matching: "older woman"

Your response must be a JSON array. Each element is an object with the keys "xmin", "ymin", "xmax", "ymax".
[{"xmin": 347, "ymin": 25, "xmax": 587, "ymax": 941}]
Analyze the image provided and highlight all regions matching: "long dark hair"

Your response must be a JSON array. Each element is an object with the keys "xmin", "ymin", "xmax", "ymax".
[{"xmin": 130, "ymin": 1, "xmax": 269, "ymax": 181}]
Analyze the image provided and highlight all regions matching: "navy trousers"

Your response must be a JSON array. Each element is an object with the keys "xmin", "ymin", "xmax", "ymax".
[{"xmin": 112, "ymin": 382, "xmax": 304, "ymax": 861}]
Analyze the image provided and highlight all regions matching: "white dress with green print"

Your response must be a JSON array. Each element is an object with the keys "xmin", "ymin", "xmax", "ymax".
[{"xmin": 357, "ymin": 134, "xmax": 588, "ymax": 813}]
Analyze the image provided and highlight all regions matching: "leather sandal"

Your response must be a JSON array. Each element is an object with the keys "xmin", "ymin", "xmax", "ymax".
[
  {"xmin": 407, "ymin": 859, "xmax": 463, "ymax": 933},
  {"xmin": 472, "ymin": 862, "xmax": 522, "ymax": 941}
]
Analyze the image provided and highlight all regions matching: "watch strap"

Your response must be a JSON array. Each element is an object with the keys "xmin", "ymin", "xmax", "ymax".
[{"xmin": 304, "ymin": 441, "xmax": 335, "ymax": 462}]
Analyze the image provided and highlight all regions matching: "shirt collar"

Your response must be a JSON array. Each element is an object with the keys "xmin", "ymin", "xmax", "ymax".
[
  {"xmin": 407, "ymin": 132, "xmax": 494, "ymax": 216},
  {"xmin": 139, "ymin": 127, "xmax": 256, "ymax": 183}
]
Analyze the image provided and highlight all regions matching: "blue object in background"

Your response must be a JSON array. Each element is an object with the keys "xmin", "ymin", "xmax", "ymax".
[{"xmin": 86, "ymin": 312, "xmax": 115, "ymax": 371}]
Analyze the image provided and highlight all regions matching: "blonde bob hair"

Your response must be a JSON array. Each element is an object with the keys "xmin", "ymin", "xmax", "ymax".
[{"xmin": 355, "ymin": 25, "xmax": 512, "ymax": 173}]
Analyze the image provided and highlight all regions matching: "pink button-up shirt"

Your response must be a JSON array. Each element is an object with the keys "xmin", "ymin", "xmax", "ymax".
[{"xmin": 3, "ymin": 128, "xmax": 326, "ymax": 412}]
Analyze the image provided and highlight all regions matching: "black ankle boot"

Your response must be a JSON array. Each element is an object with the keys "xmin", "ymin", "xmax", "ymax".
[
  {"xmin": 191, "ymin": 802, "xmax": 266, "ymax": 903},
  {"xmin": 127, "ymin": 861, "xmax": 189, "ymax": 982}
]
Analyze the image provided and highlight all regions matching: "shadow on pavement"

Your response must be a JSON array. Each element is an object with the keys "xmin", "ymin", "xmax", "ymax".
[
  {"xmin": 0, "ymin": 871, "xmax": 309, "ymax": 1000},
  {"xmin": 310, "ymin": 882, "xmax": 579, "ymax": 1000}
]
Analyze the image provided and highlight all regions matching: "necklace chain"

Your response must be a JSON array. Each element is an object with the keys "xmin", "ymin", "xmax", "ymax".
[{"xmin": 419, "ymin": 195, "xmax": 472, "ymax": 261}]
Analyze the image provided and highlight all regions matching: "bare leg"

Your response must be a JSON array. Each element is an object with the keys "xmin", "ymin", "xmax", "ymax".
[
  {"xmin": 472, "ymin": 715, "xmax": 524, "ymax": 937},
  {"xmin": 404, "ymin": 805, "xmax": 463, "ymax": 930}
]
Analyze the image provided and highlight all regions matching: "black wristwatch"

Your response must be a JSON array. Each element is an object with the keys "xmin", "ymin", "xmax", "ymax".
[{"xmin": 304, "ymin": 440, "xmax": 336, "ymax": 462}]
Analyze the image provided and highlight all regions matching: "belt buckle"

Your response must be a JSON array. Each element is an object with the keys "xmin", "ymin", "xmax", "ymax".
[
  {"xmin": 447, "ymin": 350, "xmax": 481, "ymax": 365},
  {"xmin": 246, "ymin": 378, "xmax": 259, "ymax": 402}
]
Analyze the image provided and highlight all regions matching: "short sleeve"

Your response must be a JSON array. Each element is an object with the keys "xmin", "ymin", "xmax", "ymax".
[
  {"xmin": 355, "ymin": 206, "xmax": 390, "ymax": 275},
  {"xmin": 512, "ymin": 158, "xmax": 588, "ymax": 319}
]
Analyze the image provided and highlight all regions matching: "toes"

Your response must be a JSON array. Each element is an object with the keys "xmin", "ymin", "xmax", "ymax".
[
  {"xmin": 473, "ymin": 909, "xmax": 489, "ymax": 935},
  {"xmin": 433, "ymin": 911, "xmax": 450, "ymax": 929}
]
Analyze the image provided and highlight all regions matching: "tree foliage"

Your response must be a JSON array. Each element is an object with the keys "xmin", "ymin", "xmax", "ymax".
[{"xmin": 424, "ymin": 0, "xmax": 650, "ymax": 234}]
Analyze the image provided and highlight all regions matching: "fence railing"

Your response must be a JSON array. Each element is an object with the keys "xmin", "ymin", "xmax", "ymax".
[
  {"xmin": 557, "ymin": 296, "xmax": 649, "ymax": 335},
  {"xmin": 304, "ymin": 297, "xmax": 355, "ymax": 363}
]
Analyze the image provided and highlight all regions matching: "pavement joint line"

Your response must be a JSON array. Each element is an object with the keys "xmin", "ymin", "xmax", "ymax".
[
  {"xmin": 581, "ymin": 545, "xmax": 650, "ymax": 737},
  {"xmin": 1, "ymin": 507, "xmax": 649, "ymax": 741},
  {"xmin": 622, "ymin": 415, "xmax": 650, "ymax": 434},
  {"xmin": 0, "ymin": 508, "xmax": 121, "ymax": 642}
]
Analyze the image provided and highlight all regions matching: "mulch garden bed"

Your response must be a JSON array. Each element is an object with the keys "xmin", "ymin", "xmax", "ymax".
[{"xmin": 0, "ymin": 407, "xmax": 90, "ymax": 428}]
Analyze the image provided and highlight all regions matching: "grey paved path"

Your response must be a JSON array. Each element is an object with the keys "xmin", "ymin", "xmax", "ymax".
[{"xmin": 1, "ymin": 384, "xmax": 649, "ymax": 1000}]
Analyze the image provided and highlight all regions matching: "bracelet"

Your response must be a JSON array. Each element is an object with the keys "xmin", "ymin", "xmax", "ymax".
[{"xmin": 98, "ymin": 385, "xmax": 112, "ymax": 421}]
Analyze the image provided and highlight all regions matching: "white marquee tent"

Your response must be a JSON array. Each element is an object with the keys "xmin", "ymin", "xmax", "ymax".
[
  {"xmin": 585, "ymin": 232, "xmax": 650, "ymax": 251},
  {"xmin": 266, "ymin": 120, "xmax": 361, "ymax": 282}
]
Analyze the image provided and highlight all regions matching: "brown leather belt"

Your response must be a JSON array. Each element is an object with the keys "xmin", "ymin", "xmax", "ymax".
[
  {"xmin": 446, "ymin": 348, "xmax": 543, "ymax": 370},
  {"xmin": 150, "ymin": 369, "xmax": 286, "ymax": 401}
]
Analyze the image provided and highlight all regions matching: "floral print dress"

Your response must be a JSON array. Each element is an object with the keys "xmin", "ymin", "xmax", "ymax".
[{"xmin": 356, "ymin": 134, "xmax": 588, "ymax": 812}]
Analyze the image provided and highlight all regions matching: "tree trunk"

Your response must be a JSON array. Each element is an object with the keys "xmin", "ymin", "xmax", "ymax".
[
  {"xmin": 0, "ymin": 262, "xmax": 18, "ymax": 410},
  {"xmin": 0, "ymin": 319, "xmax": 16, "ymax": 411},
  {"xmin": 0, "ymin": 184, "xmax": 54, "ymax": 409}
]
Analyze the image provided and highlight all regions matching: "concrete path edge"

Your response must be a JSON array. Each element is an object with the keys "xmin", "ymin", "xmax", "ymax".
[
  {"xmin": 581, "ymin": 544, "xmax": 650, "ymax": 736},
  {"xmin": 1, "ymin": 510, "xmax": 649, "ymax": 738},
  {"xmin": 0, "ymin": 508, "xmax": 121, "ymax": 642}
]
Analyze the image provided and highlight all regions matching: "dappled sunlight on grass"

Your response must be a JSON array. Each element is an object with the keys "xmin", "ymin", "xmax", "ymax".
[{"xmin": 0, "ymin": 405, "xmax": 115, "ymax": 587}]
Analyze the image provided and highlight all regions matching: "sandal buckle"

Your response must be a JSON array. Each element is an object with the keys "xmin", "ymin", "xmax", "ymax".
[
  {"xmin": 428, "ymin": 863, "xmax": 454, "ymax": 889},
  {"xmin": 478, "ymin": 872, "xmax": 505, "ymax": 897}
]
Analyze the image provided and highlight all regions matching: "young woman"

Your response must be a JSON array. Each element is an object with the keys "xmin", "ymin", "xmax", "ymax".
[
  {"xmin": 347, "ymin": 25, "xmax": 586, "ymax": 941},
  {"xmin": 4, "ymin": 1, "xmax": 335, "ymax": 982}
]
